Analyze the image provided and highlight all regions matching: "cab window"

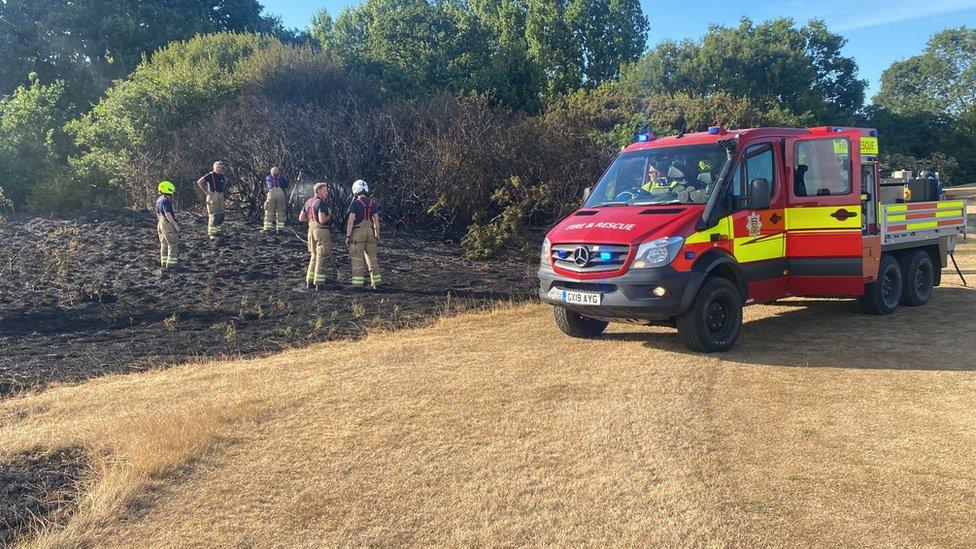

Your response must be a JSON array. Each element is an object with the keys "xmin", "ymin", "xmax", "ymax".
[
  {"xmin": 793, "ymin": 138, "xmax": 851, "ymax": 196},
  {"xmin": 732, "ymin": 143, "xmax": 776, "ymax": 198}
]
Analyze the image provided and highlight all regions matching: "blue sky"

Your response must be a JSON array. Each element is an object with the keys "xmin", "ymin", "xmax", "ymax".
[{"xmin": 262, "ymin": 0, "xmax": 976, "ymax": 101}]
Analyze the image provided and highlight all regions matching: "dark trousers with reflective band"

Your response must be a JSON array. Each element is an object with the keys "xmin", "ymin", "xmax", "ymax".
[
  {"xmin": 263, "ymin": 187, "xmax": 286, "ymax": 232},
  {"xmin": 206, "ymin": 192, "xmax": 225, "ymax": 236},
  {"xmin": 349, "ymin": 221, "xmax": 381, "ymax": 287},
  {"xmin": 157, "ymin": 218, "xmax": 179, "ymax": 267},
  {"xmin": 306, "ymin": 221, "xmax": 333, "ymax": 285}
]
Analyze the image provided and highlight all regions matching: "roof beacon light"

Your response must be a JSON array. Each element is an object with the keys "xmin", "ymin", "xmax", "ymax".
[
  {"xmin": 634, "ymin": 130, "xmax": 656, "ymax": 143},
  {"xmin": 708, "ymin": 125, "xmax": 727, "ymax": 135}
]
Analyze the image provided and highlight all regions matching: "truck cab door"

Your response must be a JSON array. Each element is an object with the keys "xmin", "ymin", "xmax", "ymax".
[
  {"xmin": 785, "ymin": 133, "xmax": 864, "ymax": 296},
  {"xmin": 729, "ymin": 141, "xmax": 788, "ymax": 303}
]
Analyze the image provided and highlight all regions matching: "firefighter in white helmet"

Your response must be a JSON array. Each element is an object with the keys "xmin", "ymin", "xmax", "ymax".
[{"xmin": 345, "ymin": 179, "xmax": 382, "ymax": 290}]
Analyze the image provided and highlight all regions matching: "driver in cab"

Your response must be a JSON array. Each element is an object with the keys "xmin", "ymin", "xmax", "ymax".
[{"xmin": 641, "ymin": 164, "xmax": 670, "ymax": 194}]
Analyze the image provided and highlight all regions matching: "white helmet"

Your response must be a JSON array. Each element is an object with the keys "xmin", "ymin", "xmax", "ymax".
[{"xmin": 352, "ymin": 179, "xmax": 368, "ymax": 194}]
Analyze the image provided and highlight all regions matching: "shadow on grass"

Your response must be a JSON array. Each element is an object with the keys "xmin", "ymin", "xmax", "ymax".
[{"xmin": 600, "ymin": 285, "xmax": 976, "ymax": 372}]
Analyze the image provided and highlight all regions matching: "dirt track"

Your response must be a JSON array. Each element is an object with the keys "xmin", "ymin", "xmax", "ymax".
[{"xmin": 0, "ymin": 210, "xmax": 536, "ymax": 397}]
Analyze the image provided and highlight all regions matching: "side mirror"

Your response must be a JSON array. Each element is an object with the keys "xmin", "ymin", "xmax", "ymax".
[
  {"xmin": 582, "ymin": 186, "xmax": 592, "ymax": 202},
  {"xmin": 748, "ymin": 178, "xmax": 770, "ymax": 210}
]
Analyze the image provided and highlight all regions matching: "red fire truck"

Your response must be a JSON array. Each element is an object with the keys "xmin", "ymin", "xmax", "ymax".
[{"xmin": 538, "ymin": 126, "xmax": 968, "ymax": 352}]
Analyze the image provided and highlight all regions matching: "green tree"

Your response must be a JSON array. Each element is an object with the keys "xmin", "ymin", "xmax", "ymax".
[
  {"xmin": 67, "ymin": 33, "xmax": 269, "ymax": 205},
  {"xmin": 327, "ymin": 0, "xmax": 495, "ymax": 99},
  {"xmin": 622, "ymin": 18, "xmax": 865, "ymax": 123},
  {"xmin": 0, "ymin": 0, "xmax": 286, "ymax": 105},
  {"xmin": 874, "ymin": 26, "xmax": 976, "ymax": 119},
  {"xmin": 0, "ymin": 74, "xmax": 68, "ymax": 208},
  {"xmin": 871, "ymin": 27, "xmax": 976, "ymax": 180},
  {"xmin": 325, "ymin": 0, "xmax": 647, "ymax": 109}
]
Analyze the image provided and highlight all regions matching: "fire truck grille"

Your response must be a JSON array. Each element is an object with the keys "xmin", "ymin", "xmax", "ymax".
[{"xmin": 551, "ymin": 244, "xmax": 630, "ymax": 273}]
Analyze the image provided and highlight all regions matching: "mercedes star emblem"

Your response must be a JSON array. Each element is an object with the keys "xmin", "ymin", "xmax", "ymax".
[{"xmin": 573, "ymin": 246, "xmax": 590, "ymax": 267}]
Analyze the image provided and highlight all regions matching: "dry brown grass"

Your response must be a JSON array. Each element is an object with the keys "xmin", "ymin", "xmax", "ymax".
[{"xmin": 3, "ymin": 241, "xmax": 976, "ymax": 547}]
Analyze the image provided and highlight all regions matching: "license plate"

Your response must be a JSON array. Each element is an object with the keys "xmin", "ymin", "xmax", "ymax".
[{"xmin": 548, "ymin": 288, "xmax": 602, "ymax": 306}]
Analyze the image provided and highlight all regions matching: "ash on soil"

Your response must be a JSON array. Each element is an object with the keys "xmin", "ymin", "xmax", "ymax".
[
  {"xmin": 0, "ymin": 210, "xmax": 537, "ymax": 397},
  {"xmin": 0, "ymin": 448, "xmax": 87, "ymax": 545}
]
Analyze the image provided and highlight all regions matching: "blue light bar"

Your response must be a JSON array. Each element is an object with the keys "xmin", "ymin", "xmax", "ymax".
[
  {"xmin": 708, "ymin": 126, "xmax": 720, "ymax": 134},
  {"xmin": 599, "ymin": 252, "xmax": 613, "ymax": 261}
]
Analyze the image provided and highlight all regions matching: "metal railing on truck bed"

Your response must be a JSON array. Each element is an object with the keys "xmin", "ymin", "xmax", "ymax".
[{"xmin": 880, "ymin": 199, "xmax": 967, "ymax": 246}]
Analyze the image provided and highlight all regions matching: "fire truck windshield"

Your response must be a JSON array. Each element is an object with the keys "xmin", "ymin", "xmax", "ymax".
[{"xmin": 584, "ymin": 144, "xmax": 728, "ymax": 208}]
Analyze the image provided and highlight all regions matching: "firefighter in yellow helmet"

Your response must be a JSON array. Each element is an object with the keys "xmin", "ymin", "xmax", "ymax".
[
  {"xmin": 155, "ymin": 181, "xmax": 181, "ymax": 271},
  {"xmin": 299, "ymin": 183, "xmax": 335, "ymax": 290},
  {"xmin": 345, "ymin": 179, "xmax": 382, "ymax": 291}
]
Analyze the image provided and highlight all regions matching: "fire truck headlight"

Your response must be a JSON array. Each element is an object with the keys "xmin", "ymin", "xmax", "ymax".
[
  {"xmin": 540, "ymin": 238, "xmax": 552, "ymax": 266},
  {"xmin": 632, "ymin": 236, "xmax": 684, "ymax": 269}
]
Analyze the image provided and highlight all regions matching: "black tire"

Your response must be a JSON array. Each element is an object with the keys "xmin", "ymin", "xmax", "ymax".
[
  {"xmin": 859, "ymin": 254, "xmax": 902, "ymax": 315},
  {"xmin": 553, "ymin": 307, "xmax": 608, "ymax": 338},
  {"xmin": 676, "ymin": 277, "xmax": 743, "ymax": 353},
  {"xmin": 899, "ymin": 249, "xmax": 934, "ymax": 306}
]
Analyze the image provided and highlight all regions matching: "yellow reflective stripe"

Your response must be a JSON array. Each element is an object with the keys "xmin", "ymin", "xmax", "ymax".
[
  {"xmin": 889, "ymin": 214, "xmax": 906, "ymax": 222},
  {"xmin": 907, "ymin": 221, "xmax": 938, "ymax": 230},
  {"xmin": 886, "ymin": 204, "xmax": 908, "ymax": 212},
  {"xmin": 785, "ymin": 206, "xmax": 859, "ymax": 230},
  {"xmin": 733, "ymin": 234, "xmax": 785, "ymax": 263},
  {"xmin": 939, "ymin": 200, "xmax": 965, "ymax": 210},
  {"xmin": 686, "ymin": 215, "xmax": 732, "ymax": 244}
]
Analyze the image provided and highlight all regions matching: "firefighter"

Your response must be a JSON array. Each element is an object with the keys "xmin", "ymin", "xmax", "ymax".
[
  {"xmin": 641, "ymin": 164, "xmax": 666, "ymax": 193},
  {"xmin": 195, "ymin": 161, "xmax": 226, "ymax": 239},
  {"xmin": 263, "ymin": 166, "xmax": 288, "ymax": 233},
  {"xmin": 345, "ymin": 179, "xmax": 382, "ymax": 290},
  {"xmin": 299, "ymin": 183, "xmax": 334, "ymax": 290},
  {"xmin": 155, "ymin": 181, "xmax": 181, "ymax": 271}
]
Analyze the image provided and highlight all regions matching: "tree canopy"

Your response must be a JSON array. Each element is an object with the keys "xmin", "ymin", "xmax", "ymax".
[
  {"xmin": 871, "ymin": 26, "xmax": 976, "ymax": 178},
  {"xmin": 621, "ymin": 18, "xmax": 866, "ymax": 123},
  {"xmin": 0, "ymin": 0, "xmax": 288, "ymax": 105},
  {"xmin": 311, "ymin": 0, "xmax": 648, "ymax": 110}
]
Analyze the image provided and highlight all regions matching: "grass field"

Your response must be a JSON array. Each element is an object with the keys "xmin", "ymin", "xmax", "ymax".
[{"xmin": 3, "ymin": 240, "xmax": 976, "ymax": 547}]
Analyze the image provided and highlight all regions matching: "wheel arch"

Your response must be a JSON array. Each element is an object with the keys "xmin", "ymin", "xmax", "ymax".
[{"xmin": 689, "ymin": 249, "xmax": 747, "ymax": 305}]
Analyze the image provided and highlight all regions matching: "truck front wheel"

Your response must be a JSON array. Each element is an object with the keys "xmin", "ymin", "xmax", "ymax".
[
  {"xmin": 859, "ymin": 254, "xmax": 902, "ymax": 315},
  {"xmin": 553, "ymin": 307, "xmax": 608, "ymax": 338},
  {"xmin": 899, "ymin": 249, "xmax": 934, "ymax": 306},
  {"xmin": 676, "ymin": 277, "xmax": 743, "ymax": 352}
]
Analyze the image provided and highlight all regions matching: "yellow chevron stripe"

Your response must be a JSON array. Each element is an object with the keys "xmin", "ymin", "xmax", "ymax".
[
  {"xmin": 686, "ymin": 215, "xmax": 732, "ymax": 244},
  {"xmin": 733, "ymin": 234, "xmax": 785, "ymax": 263}
]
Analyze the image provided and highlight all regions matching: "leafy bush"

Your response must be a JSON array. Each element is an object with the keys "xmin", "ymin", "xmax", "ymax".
[
  {"xmin": 0, "ymin": 74, "xmax": 70, "ymax": 209},
  {"xmin": 67, "ymin": 33, "xmax": 270, "ymax": 207}
]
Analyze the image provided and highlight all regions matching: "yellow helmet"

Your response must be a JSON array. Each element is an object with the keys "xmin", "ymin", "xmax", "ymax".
[{"xmin": 158, "ymin": 180, "xmax": 175, "ymax": 195}]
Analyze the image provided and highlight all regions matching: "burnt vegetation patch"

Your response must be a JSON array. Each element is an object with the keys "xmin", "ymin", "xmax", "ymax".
[
  {"xmin": 0, "ymin": 448, "xmax": 88, "ymax": 546},
  {"xmin": 0, "ymin": 210, "xmax": 537, "ymax": 397}
]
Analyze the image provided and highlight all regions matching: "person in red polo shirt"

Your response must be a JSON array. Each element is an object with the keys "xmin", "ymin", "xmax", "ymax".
[{"xmin": 299, "ymin": 183, "xmax": 335, "ymax": 290}]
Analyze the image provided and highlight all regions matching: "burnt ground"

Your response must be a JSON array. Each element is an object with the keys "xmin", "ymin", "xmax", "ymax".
[
  {"xmin": 0, "ymin": 209, "xmax": 538, "ymax": 398},
  {"xmin": 0, "ymin": 448, "xmax": 88, "ymax": 546}
]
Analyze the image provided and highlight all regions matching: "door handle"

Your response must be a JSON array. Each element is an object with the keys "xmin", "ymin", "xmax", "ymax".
[
  {"xmin": 830, "ymin": 208, "xmax": 856, "ymax": 221},
  {"xmin": 769, "ymin": 213, "xmax": 782, "ymax": 224}
]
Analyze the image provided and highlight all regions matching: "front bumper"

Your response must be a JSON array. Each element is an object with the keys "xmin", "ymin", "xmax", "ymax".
[{"xmin": 537, "ymin": 263, "xmax": 705, "ymax": 321}]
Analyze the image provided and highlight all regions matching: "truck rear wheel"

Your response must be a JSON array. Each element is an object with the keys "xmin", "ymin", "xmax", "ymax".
[
  {"xmin": 899, "ymin": 249, "xmax": 934, "ymax": 306},
  {"xmin": 553, "ymin": 307, "xmax": 608, "ymax": 338},
  {"xmin": 859, "ymin": 254, "xmax": 902, "ymax": 315},
  {"xmin": 676, "ymin": 277, "xmax": 742, "ymax": 353}
]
